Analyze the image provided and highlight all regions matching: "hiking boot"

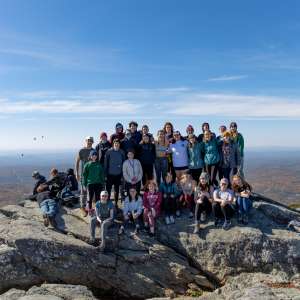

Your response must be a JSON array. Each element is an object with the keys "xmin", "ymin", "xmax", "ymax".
[
  {"xmin": 80, "ymin": 207, "xmax": 88, "ymax": 217},
  {"xmin": 43, "ymin": 215, "xmax": 49, "ymax": 227},
  {"xmin": 118, "ymin": 226, "xmax": 125, "ymax": 235},
  {"xmin": 222, "ymin": 220, "xmax": 231, "ymax": 230},
  {"xmin": 165, "ymin": 216, "xmax": 170, "ymax": 225},
  {"xmin": 49, "ymin": 216, "xmax": 57, "ymax": 228},
  {"xmin": 189, "ymin": 212, "xmax": 194, "ymax": 218},
  {"xmin": 200, "ymin": 212, "xmax": 206, "ymax": 222},
  {"xmin": 243, "ymin": 215, "xmax": 249, "ymax": 225},
  {"xmin": 214, "ymin": 218, "xmax": 220, "ymax": 227},
  {"xmin": 169, "ymin": 215, "xmax": 175, "ymax": 224},
  {"xmin": 176, "ymin": 210, "xmax": 181, "ymax": 217},
  {"xmin": 193, "ymin": 223, "xmax": 200, "ymax": 234},
  {"xmin": 238, "ymin": 213, "xmax": 243, "ymax": 224}
]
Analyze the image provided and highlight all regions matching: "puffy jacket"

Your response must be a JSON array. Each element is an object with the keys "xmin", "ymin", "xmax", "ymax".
[
  {"xmin": 188, "ymin": 142, "xmax": 204, "ymax": 169},
  {"xmin": 203, "ymin": 139, "xmax": 220, "ymax": 165}
]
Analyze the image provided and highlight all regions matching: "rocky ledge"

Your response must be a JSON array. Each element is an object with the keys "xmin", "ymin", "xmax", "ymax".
[{"xmin": 0, "ymin": 196, "xmax": 299, "ymax": 299}]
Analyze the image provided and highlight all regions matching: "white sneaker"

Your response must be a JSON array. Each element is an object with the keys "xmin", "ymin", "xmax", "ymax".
[
  {"xmin": 176, "ymin": 210, "xmax": 181, "ymax": 217},
  {"xmin": 200, "ymin": 212, "xmax": 206, "ymax": 222},
  {"xmin": 189, "ymin": 212, "xmax": 194, "ymax": 218},
  {"xmin": 165, "ymin": 216, "xmax": 170, "ymax": 225},
  {"xmin": 169, "ymin": 215, "xmax": 175, "ymax": 224}
]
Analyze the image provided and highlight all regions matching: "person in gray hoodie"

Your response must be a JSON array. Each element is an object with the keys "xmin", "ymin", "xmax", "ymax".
[{"xmin": 104, "ymin": 139, "xmax": 126, "ymax": 207}]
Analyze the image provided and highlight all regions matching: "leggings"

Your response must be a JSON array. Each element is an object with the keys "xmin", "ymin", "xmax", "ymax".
[
  {"xmin": 162, "ymin": 194, "xmax": 177, "ymax": 216},
  {"xmin": 206, "ymin": 163, "xmax": 219, "ymax": 187},
  {"xmin": 87, "ymin": 183, "xmax": 103, "ymax": 210},
  {"xmin": 236, "ymin": 196, "xmax": 252, "ymax": 215},
  {"xmin": 180, "ymin": 194, "xmax": 194, "ymax": 212},
  {"xmin": 143, "ymin": 208, "xmax": 158, "ymax": 229},
  {"xmin": 194, "ymin": 195, "xmax": 211, "ymax": 221},
  {"xmin": 106, "ymin": 174, "xmax": 122, "ymax": 205},
  {"xmin": 142, "ymin": 164, "xmax": 154, "ymax": 186},
  {"xmin": 212, "ymin": 202, "xmax": 235, "ymax": 221}
]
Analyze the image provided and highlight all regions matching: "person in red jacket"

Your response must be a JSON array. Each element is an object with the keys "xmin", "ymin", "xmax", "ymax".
[{"xmin": 143, "ymin": 180, "xmax": 162, "ymax": 236}]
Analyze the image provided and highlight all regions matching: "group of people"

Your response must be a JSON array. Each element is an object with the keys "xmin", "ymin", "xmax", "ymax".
[{"xmin": 32, "ymin": 120, "xmax": 252, "ymax": 252}]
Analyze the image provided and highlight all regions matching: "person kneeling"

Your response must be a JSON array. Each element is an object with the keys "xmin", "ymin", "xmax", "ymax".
[
  {"xmin": 119, "ymin": 187, "xmax": 143, "ymax": 235},
  {"xmin": 143, "ymin": 181, "xmax": 162, "ymax": 237},
  {"xmin": 212, "ymin": 178, "xmax": 235, "ymax": 230},
  {"xmin": 36, "ymin": 184, "xmax": 58, "ymax": 228},
  {"xmin": 90, "ymin": 190, "xmax": 114, "ymax": 251}
]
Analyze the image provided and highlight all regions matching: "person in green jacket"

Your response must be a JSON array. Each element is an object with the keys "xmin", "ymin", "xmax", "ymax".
[
  {"xmin": 203, "ymin": 131, "xmax": 221, "ymax": 187},
  {"xmin": 230, "ymin": 122, "xmax": 245, "ymax": 178},
  {"xmin": 83, "ymin": 150, "xmax": 105, "ymax": 212}
]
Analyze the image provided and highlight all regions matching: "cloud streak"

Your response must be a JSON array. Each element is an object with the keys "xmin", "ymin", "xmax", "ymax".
[
  {"xmin": 1, "ymin": 89, "xmax": 300, "ymax": 119},
  {"xmin": 207, "ymin": 75, "xmax": 248, "ymax": 82}
]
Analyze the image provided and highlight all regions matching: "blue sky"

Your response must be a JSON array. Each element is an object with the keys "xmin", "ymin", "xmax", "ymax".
[{"xmin": 0, "ymin": 0, "xmax": 300, "ymax": 151}]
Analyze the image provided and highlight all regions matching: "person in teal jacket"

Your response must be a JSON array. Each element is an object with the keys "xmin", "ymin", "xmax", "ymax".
[
  {"xmin": 187, "ymin": 134, "xmax": 204, "ymax": 183},
  {"xmin": 83, "ymin": 150, "xmax": 105, "ymax": 212},
  {"xmin": 203, "ymin": 131, "xmax": 220, "ymax": 187}
]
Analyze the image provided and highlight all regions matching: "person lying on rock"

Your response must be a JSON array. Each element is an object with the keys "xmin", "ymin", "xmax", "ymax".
[
  {"xmin": 36, "ymin": 184, "xmax": 58, "ymax": 228},
  {"xmin": 118, "ymin": 187, "xmax": 143, "ymax": 235},
  {"xmin": 212, "ymin": 178, "xmax": 235, "ymax": 230},
  {"xmin": 90, "ymin": 190, "xmax": 114, "ymax": 251},
  {"xmin": 143, "ymin": 180, "xmax": 162, "ymax": 237},
  {"xmin": 159, "ymin": 172, "xmax": 180, "ymax": 225},
  {"xmin": 232, "ymin": 174, "xmax": 252, "ymax": 225},
  {"xmin": 193, "ymin": 172, "xmax": 213, "ymax": 233}
]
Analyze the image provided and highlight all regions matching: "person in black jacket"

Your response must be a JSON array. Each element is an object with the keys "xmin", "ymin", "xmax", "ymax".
[
  {"xmin": 137, "ymin": 134, "xmax": 156, "ymax": 186},
  {"xmin": 28, "ymin": 171, "xmax": 47, "ymax": 201},
  {"xmin": 122, "ymin": 121, "xmax": 142, "ymax": 154},
  {"xmin": 95, "ymin": 132, "xmax": 111, "ymax": 166}
]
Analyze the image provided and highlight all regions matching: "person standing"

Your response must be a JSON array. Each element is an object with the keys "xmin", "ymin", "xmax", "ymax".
[
  {"xmin": 122, "ymin": 149, "xmax": 143, "ymax": 195},
  {"xmin": 137, "ymin": 134, "xmax": 156, "ymax": 186},
  {"xmin": 104, "ymin": 139, "xmax": 126, "ymax": 207},
  {"xmin": 170, "ymin": 131, "xmax": 189, "ymax": 181},
  {"xmin": 219, "ymin": 131, "xmax": 240, "ymax": 185},
  {"xmin": 230, "ymin": 122, "xmax": 245, "ymax": 178},
  {"xmin": 187, "ymin": 134, "xmax": 204, "ymax": 183},
  {"xmin": 110, "ymin": 123, "xmax": 125, "ymax": 144},
  {"xmin": 203, "ymin": 131, "xmax": 220, "ymax": 187},
  {"xmin": 154, "ymin": 130, "xmax": 169, "ymax": 186},
  {"xmin": 75, "ymin": 136, "xmax": 94, "ymax": 217},
  {"xmin": 83, "ymin": 150, "xmax": 105, "ymax": 212},
  {"xmin": 95, "ymin": 132, "xmax": 111, "ymax": 166},
  {"xmin": 122, "ymin": 121, "xmax": 142, "ymax": 154},
  {"xmin": 197, "ymin": 122, "xmax": 216, "ymax": 142}
]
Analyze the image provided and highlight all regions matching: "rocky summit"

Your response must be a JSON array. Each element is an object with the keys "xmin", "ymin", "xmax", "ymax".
[{"xmin": 0, "ymin": 196, "xmax": 299, "ymax": 300}]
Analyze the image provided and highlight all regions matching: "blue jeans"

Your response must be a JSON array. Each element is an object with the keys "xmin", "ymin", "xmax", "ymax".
[
  {"xmin": 155, "ymin": 157, "xmax": 168, "ymax": 186},
  {"xmin": 40, "ymin": 199, "xmax": 58, "ymax": 217},
  {"xmin": 236, "ymin": 196, "xmax": 252, "ymax": 215}
]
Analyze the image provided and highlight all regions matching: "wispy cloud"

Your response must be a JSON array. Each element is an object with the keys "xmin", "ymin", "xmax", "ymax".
[{"xmin": 207, "ymin": 75, "xmax": 248, "ymax": 82}]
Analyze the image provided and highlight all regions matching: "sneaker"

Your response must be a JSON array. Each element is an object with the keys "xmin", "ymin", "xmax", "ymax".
[
  {"xmin": 214, "ymin": 218, "xmax": 220, "ymax": 227},
  {"xmin": 118, "ymin": 226, "xmax": 125, "ymax": 235},
  {"xmin": 176, "ymin": 210, "xmax": 181, "ymax": 217},
  {"xmin": 193, "ymin": 223, "xmax": 200, "ymax": 234},
  {"xmin": 222, "ymin": 220, "xmax": 231, "ymax": 230},
  {"xmin": 165, "ymin": 216, "xmax": 170, "ymax": 225},
  {"xmin": 200, "ymin": 212, "xmax": 206, "ymax": 222},
  {"xmin": 238, "ymin": 214, "xmax": 243, "ymax": 224},
  {"xmin": 189, "ymin": 212, "xmax": 194, "ymax": 218},
  {"xmin": 80, "ymin": 207, "xmax": 88, "ymax": 217},
  {"xmin": 169, "ymin": 215, "xmax": 175, "ymax": 224},
  {"xmin": 43, "ymin": 215, "xmax": 49, "ymax": 227},
  {"xmin": 243, "ymin": 215, "xmax": 249, "ymax": 225},
  {"xmin": 89, "ymin": 237, "xmax": 96, "ymax": 245}
]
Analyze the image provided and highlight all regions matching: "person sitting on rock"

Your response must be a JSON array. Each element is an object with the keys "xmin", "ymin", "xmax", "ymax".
[
  {"xmin": 212, "ymin": 178, "xmax": 235, "ymax": 230},
  {"xmin": 143, "ymin": 181, "xmax": 162, "ymax": 237},
  {"xmin": 83, "ymin": 150, "xmax": 105, "ymax": 213},
  {"xmin": 90, "ymin": 190, "xmax": 114, "ymax": 250},
  {"xmin": 119, "ymin": 187, "xmax": 143, "ymax": 235},
  {"xmin": 36, "ymin": 184, "xmax": 58, "ymax": 228},
  {"xmin": 159, "ymin": 172, "xmax": 180, "ymax": 225},
  {"xmin": 66, "ymin": 168, "xmax": 78, "ymax": 192},
  {"xmin": 178, "ymin": 173, "xmax": 196, "ymax": 218},
  {"xmin": 193, "ymin": 172, "xmax": 214, "ymax": 233},
  {"xmin": 45, "ymin": 168, "xmax": 65, "ymax": 198},
  {"xmin": 232, "ymin": 174, "xmax": 252, "ymax": 225},
  {"xmin": 28, "ymin": 171, "xmax": 46, "ymax": 200}
]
